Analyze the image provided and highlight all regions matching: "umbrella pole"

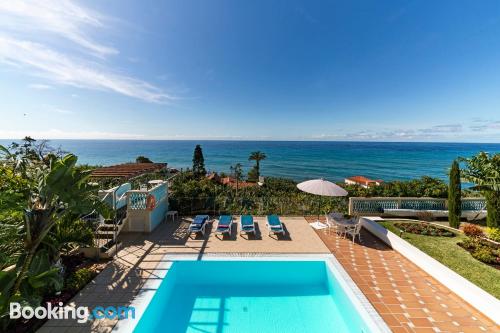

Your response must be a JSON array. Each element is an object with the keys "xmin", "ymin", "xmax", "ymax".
[{"xmin": 317, "ymin": 196, "xmax": 321, "ymax": 222}]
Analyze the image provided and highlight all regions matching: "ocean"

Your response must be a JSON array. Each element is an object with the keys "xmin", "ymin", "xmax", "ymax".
[{"xmin": 1, "ymin": 140, "xmax": 499, "ymax": 182}]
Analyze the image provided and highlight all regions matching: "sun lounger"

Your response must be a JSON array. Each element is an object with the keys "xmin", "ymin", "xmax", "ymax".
[
  {"xmin": 189, "ymin": 215, "xmax": 209, "ymax": 236},
  {"xmin": 266, "ymin": 214, "xmax": 285, "ymax": 236},
  {"xmin": 239, "ymin": 215, "xmax": 255, "ymax": 236},
  {"xmin": 215, "ymin": 215, "xmax": 233, "ymax": 238}
]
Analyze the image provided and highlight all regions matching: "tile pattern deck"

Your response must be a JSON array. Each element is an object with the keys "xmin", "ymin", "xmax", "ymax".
[{"xmin": 308, "ymin": 217, "xmax": 500, "ymax": 333}]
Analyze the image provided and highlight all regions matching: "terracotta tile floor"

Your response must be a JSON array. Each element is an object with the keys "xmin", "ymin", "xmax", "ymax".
[{"xmin": 309, "ymin": 217, "xmax": 500, "ymax": 333}]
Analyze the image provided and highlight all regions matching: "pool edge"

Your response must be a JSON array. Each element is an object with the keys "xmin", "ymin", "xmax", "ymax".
[{"xmin": 113, "ymin": 253, "xmax": 391, "ymax": 333}]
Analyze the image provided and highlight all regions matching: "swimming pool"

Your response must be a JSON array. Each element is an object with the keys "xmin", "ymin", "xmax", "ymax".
[{"xmin": 118, "ymin": 257, "xmax": 389, "ymax": 333}]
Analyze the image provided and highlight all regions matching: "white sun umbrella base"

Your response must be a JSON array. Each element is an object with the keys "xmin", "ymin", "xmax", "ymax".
[{"xmin": 297, "ymin": 178, "xmax": 348, "ymax": 225}]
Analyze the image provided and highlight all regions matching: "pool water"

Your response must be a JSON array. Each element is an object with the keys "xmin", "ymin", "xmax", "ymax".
[{"xmin": 133, "ymin": 261, "xmax": 374, "ymax": 333}]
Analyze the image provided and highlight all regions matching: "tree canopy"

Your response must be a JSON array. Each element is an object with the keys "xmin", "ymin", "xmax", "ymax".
[{"xmin": 192, "ymin": 145, "xmax": 207, "ymax": 178}]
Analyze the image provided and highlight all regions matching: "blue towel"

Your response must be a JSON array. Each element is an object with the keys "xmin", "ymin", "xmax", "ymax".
[
  {"xmin": 192, "ymin": 215, "xmax": 209, "ymax": 225},
  {"xmin": 241, "ymin": 215, "xmax": 253, "ymax": 226},
  {"xmin": 267, "ymin": 215, "xmax": 281, "ymax": 227}
]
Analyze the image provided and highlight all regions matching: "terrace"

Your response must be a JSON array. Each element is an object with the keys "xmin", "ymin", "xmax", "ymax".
[{"xmin": 39, "ymin": 215, "xmax": 499, "ymax": 333}]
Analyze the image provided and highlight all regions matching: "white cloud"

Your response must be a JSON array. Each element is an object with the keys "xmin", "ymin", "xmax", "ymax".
[
  {"xmin": 312, "ymin": 121, "xmax": 500, "ymax": 142},
  {"xmin": 0, "ymin": 0, "xmax": 176, "ymax": 103},
  {"xmin": 0, "ymin": 36, "xmax": 175, "ymax": 103},
  {"xmin": 51, "ymin": 107, "xmax": 74, "ymax": 115},
  {"xmin": 28, "ymin": 83, "xmax": 53, "ymax": 90},
  {"xmin": 0, "ymin": 0, "xmax": 117, "ymax": 57}
]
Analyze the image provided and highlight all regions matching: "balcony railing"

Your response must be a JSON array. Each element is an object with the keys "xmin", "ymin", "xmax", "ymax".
[{"xmin": 349, "ymin": 197, "xmax": 486, "ymax": 215}]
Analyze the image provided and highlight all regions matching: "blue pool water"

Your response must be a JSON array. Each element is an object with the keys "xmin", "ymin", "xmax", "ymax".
[{"xmin": 132, "ymin": 261, "xmax": 376, "ymax": 333}]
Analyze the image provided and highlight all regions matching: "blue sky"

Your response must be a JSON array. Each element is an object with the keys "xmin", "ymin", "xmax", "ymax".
[{"xmin": 1, "ymin": 0, "xmax": 500, "ymax": 142}]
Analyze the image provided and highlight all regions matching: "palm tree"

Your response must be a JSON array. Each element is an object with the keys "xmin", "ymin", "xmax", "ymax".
[{"xmin": 248, "ymin": 151, "xmax": 266, "ymax": 181}]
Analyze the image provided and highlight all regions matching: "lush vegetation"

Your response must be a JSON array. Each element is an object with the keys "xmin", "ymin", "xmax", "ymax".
[
  {"xmin": 169, "ymin": 173, "xmax": 348, "ymax": 216},
  {"xmin": 448, "ymin": 160, "xmax": 461, "ymax": 228},
  {"xmin": 458, "ymin": 238, "xmax": 500, "ymax": 266},
  {"xmin": 0, "ymin": 138, "xmax": 108, "ymax": 330},
  {"xmin": 379, "ymin": 221, "xmax": 500, "ymax": 299},
  {"xmin": 461, "ymin": 152, "xmax": 500, "ymax": 227},
  {"xmin": 169, "ymin": 170, "xmax": 463, "ymax": 216},
  {"xmin": 395, "ymin": 222, "xmax": 455, "ymax": 237},
  {"xmin": 485, "ymin": 227, "xmax": 500, "ymax": 242}
]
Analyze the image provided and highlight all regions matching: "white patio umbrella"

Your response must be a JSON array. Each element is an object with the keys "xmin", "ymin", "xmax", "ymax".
[{"xmin": 297, "ymin": 178, "xmax": 348, "ymax": 223}]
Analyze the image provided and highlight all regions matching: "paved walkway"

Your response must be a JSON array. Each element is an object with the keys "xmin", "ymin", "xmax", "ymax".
[{"xmin": 309, "ymin": 217, "xmax": 500, "ymax": 333}]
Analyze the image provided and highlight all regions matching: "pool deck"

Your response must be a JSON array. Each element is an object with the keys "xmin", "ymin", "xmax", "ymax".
[
  {"xmin": 38, "ymin": 216, "xmax": 329, "ymax": 333},
  {"xmin": 38, "ymin": 216, "xmax": 499, "ymax": 333}
]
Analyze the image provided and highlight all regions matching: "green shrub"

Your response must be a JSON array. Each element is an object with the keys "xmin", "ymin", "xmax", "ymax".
[
  {"xmin": 458, "ymin": 238, "xmax": 478, "ymax": 250},
  {"xmin": 462, "ymin": 224, "xmax": 484, "ymax": 238},
  {"xmin": 65, "ymin": 268, "xmax": 95, "ymax": 291},
  {"xmin": 485, "ymin": 227, "xmax": 500, "ymax": 242},
  {"xmin": 471, "ymin": 246, "xmax": 496, "ymax": 264}
]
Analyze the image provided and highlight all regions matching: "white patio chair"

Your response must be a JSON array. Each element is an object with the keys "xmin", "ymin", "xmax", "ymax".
[
  {"xmin": 325, "ymin": 212, "xmax": 343, "ymax": 235},
  {"xmin": 345, "ymin": 220, "xmax": 362, "ymax": 243}
]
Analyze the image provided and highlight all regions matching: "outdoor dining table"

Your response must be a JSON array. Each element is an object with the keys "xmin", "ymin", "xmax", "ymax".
[{"xmin": 334, "ymin": 218, "xmax": 359, "ymax": 226}]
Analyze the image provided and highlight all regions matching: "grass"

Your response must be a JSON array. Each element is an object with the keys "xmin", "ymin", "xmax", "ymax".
[{"xmin": 379, "ymin": 220, "xmax": 500, "ymax": 299}]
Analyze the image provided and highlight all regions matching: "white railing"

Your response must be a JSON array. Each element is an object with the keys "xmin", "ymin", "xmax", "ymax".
[{"xmin": 349, "ymin": 197, "xmax": 486, "ymax": 215}]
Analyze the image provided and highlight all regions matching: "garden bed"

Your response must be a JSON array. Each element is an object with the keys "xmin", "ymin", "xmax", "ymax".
[
  {"xmin": 394, "ymin": 221, "xmax": 455, "ymax": 237},
  {"xmin": 9, "ymin": 254, "xmax": 108, "ymax": 333},
  {"xmin": 378, "ymin": 220, "xmax": 500, "ymax": 299}
]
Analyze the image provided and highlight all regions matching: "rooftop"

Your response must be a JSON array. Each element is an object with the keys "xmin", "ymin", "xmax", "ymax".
[
  {"xmin": 346, "ymin": 175, "xmax": 384, "ymax": 185},
  {"xmin": 90, "ymin": 163, "xmax": 167, "ymax": 179}
]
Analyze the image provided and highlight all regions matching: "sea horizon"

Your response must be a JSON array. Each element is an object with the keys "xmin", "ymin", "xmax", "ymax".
[{"xmin": 2, "ymin": 139, "xmax": 499, "ymax": 182}]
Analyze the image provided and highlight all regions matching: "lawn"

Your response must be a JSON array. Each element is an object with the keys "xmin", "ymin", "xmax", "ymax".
[{"xmin": 379, "ymin": 221, "xmax": 500, "ymax": 300}]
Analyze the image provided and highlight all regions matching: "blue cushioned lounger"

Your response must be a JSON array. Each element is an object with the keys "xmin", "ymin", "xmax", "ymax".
[
  {"xmin": 239, "ymin": 215, "xmax": 255, "ymax": 236},
  {"xmin": 189, "ymin": 215, "xmax": 209, "ymax": 236},
  {"xmin": 266, "ymin": 214, "xmax": 285, "ymax": 236},
  {"xmin": 215, "ymin": 215, "xmax": 233, "ymax": 238}
]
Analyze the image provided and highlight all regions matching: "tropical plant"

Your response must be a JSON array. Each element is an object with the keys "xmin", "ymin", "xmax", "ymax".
[
  {"xmin": 448, "ymin": 160, "xmax": 461, "ymax": 229},
  {"xmin": 192, "ymin": 145, "xmax": 207, "ymax": 178},
  {"xmin": 248, "ymin": 151, "xmax": 266, "ymax": 182},
  {"xmin": 461, "ymin": 152, "xmax": 500, "ymax": 227},
  {"xmin": 0, "ymin": 149, "xmax": 110, "ymax": 327},
  {"xmin": 65, "ymin": 268, "xmax": 95, "ymax": 292}
]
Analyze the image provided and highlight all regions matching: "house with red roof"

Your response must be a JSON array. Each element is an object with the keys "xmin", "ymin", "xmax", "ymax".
[{"xmin": 344, "ymin": 175, "xmax": 383, "ymax": 188}]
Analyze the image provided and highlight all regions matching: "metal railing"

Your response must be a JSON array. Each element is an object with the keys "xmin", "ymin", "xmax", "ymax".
[{"xmin": 349, "ymin": 197, "xmax": 486, "ymax": 215}]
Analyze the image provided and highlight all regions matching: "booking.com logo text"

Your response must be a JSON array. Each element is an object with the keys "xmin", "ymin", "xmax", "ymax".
[{"xmin": 10, "ymin": 302, "xmax": 135, "ymax": 323}]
